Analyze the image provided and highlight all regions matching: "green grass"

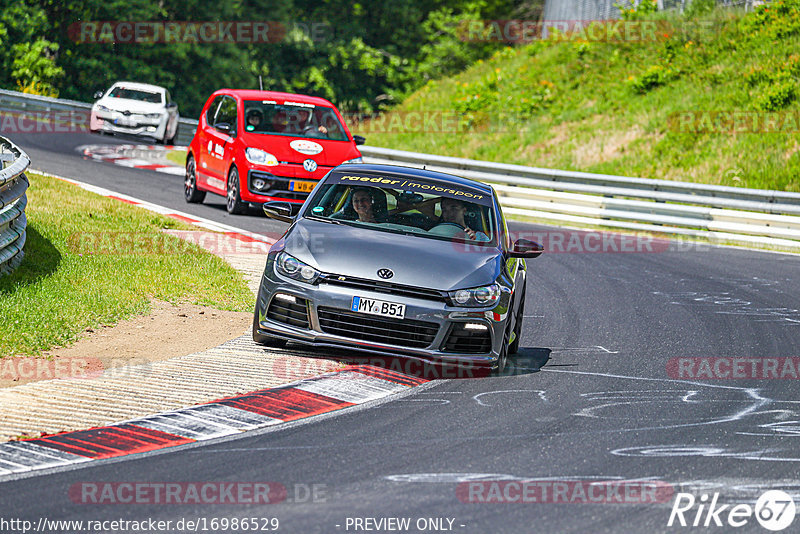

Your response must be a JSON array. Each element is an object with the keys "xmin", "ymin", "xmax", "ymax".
[
  {"xmin": 165, "ymin": 149, "xmax": 187, "ymax": 167},
  {"xmin": 359, "ymin": 2, "xmax": 800, "ymax": 191},
  {"xmin": 0, "ymin": 173, "xmax": 254, "ymax": 357}
]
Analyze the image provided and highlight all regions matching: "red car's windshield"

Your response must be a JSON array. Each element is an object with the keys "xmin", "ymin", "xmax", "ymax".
[{"xmin": 243, "ymin": 101, "xmax": 348, "ymax": 141}]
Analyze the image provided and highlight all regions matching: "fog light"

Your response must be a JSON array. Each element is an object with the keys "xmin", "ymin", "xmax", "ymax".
[
  {"xmin": 274, "ymin": 293, "xmax": 297, "ymax": 303},
  {"xmin": 253, "ymin": 178, "xmax": 267, "ymax": 190},
  {"xmin": 146, "ymin": 126, "xmax": 156, "ymax": 132},
  {"xmin": 464, "ymin": 323, "xmax": 488, "ymax": 331}
]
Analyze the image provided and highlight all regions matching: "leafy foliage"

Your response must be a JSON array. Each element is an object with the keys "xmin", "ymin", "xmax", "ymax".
[{"xmin": 0, "ymin": 0, "xmax": 520, "ymax": 116}]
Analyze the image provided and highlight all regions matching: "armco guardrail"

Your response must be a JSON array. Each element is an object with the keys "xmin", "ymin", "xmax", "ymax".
[
  {"xmin": 0, "ymin": 136, "xmax": 30, "ymax": 275},
  {"xmin": 360, "ymin": 145, "xmax": 800, "ymax": 250},
  {"xmin": 0, "ymin": 89, "xmax": 198, "ymax": 147},
  {"xmin": 1, "ymin": 88, "xmax": 798, "ymax": 250}
]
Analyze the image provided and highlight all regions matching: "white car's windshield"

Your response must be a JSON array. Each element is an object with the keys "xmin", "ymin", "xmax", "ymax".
[
  {"xmin": 305, "ymin": 173, "xmax": 497, "ymax": 245},
  {"xmin": 108, "ymin": 87, "xmax": 163, "ymax": 103},
  {"xmin": 243, "ymin": 100, "xmax": 348, "ymax": 141}
]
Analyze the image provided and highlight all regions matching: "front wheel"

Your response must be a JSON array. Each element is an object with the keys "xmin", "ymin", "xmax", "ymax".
[
  {"xmin": 508, "ymin": 284, "xmax": 525, "ymax": 355},
  {"xmin": 165, "ymin": 124, "xmax": 179, "ymax": 146},
  {"xmin": 184, "ymin": 156, "xmax": 206, "ymax": 203},
  {"xmin": 226, "ymin": 166, "xmax": 247, "ymax": 214}
]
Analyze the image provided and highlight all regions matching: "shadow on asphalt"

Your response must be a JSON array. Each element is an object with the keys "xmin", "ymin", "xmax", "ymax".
[{"xmin": 280, "ymin": 343, "xmax": 552, "ymax": 381}]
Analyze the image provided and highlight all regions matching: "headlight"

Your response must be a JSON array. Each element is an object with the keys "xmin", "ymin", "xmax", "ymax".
[
  {"xmin": 144, "ymin": 113, "xmax": 163, "ymax": 119},
  {"xmin": 274, "ymin": 252, "xmax": 319, "ymax": 283},
  {"xmin": 96, "ymin": 105, "xmax": 110, "ymax": 112},
  {"xmin": 246, "ymin": 147, "xmax": 279, "ymax": 166},
  {"xmin": 343, "ymin": 157, "xmax": 363, "ymax": 164},
  {"xmin": 448, "ymin": 284, "xmax": 500, "ymax": 307}
]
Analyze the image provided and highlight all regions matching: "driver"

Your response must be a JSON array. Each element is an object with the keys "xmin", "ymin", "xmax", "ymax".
[{"xmin": 429, "ymin": 197, "xmax": 489, "ymax": 240}]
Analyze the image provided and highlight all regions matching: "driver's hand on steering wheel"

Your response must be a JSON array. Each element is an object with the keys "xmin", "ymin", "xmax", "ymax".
[{"xmin": 464, "ymin": 227, "xmax": 477, "ymax": 239}]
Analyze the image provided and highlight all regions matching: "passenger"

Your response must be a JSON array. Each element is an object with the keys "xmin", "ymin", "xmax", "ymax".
[
  {"xmin": 245, "ymin": 109, "xmax": 263, "ymax": 132},
  {"xmin": 429, "ymin": 197, "xmax": 489, "ymax": 241}
]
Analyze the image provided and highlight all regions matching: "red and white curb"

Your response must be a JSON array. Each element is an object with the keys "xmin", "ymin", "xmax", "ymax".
[
  {"xmin": 0, "ymin": 366, "xmax": 427, "ymax": 476},
  {"xmin": 77, "ymin": 144, "xmax": 186, "ymax": 176},
  {"xmin": 33, "ymin": 169, "xmax": 275, "ymax": 246}
]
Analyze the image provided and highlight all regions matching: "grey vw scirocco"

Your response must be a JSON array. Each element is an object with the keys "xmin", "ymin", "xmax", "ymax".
[{"xmin": 253, "ymin": 164, "xmax": 543, "ymax": 373}]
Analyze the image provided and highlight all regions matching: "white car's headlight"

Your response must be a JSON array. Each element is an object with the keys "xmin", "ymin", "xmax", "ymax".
[
  {"xmin": 144, "ymin": 113, "xmax": 163, "ymax": 119},
  {"xmin": 274, "ymin": 252, "xmax": 319, "ymax": 283},
  {"xmin": 343, "ymin": 157, "xmax": 363, "ymax": 164},
  {"xmin": 96, "ymin": 105, "xmax": 111, "ymax": 112},
  {"xmin": 448, "ymin": 284, "xmax": 500, "ymax": 307},
  {"xmin": 246, "ymin": 147, "xmax": 279, "ymax": 166}
]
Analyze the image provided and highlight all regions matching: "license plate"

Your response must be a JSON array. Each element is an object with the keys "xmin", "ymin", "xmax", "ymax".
[
  {"xmin": 351, "ymin": 296, "xmax": 406, "ymax": 319},
  {"xmin": 289, "ymin": 180, "xmax": 316, "ymax": 193}
]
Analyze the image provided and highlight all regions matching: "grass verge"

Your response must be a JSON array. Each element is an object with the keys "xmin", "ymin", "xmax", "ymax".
[
  {"xmin": 165, "ymin": 149, "xmax": 187, "ymax": 167},
  {"xmin": 0, "ymin": 172, "xmax": 254, "ymax": 357},
  {"xmin": 358, "ymin": 2, "xmax": 800, "ymax": 191}
]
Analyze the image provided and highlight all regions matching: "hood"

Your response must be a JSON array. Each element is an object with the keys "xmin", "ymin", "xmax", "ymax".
[
  {"xmin": 96, "ymin": 98, "xmax": 165, "ymax": 114},
  {"xmin": 284, "ymin": 218, "xmax": 501, "ymax": 291},
  {"xmin": 243, "ymin": 133, "xmax": 359, "ymax": 166}
]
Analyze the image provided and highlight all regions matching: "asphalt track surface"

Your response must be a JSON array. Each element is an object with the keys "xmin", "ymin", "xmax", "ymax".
[{"xmin": 3, "ymin": 130, "xmax": 800, "ymax": 533}]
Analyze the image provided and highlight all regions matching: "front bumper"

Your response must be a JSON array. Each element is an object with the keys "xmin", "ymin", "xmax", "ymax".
[
  {"xmin": 90, "ymin": 110, "xmax": 166, "ymax": 139},
  {"xmin": 254, "ymin": 257, "xmax": 510, "ymax": 368}
]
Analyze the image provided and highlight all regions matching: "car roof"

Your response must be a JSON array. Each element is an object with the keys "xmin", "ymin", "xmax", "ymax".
[
  {"xmin": 109, "ymin": 81, "xmax": 166, "ymax": 93},
  {"xmin": 212, "ymin": 89, "xmax": 335, "ymax": 108},
  {"xmin": 332, "ymin": 163, "xmax": 494, "ymax": 195}
]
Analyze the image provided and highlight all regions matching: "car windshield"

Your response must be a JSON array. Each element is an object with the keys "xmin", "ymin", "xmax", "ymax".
[
  {"xmin": 108, "ymin": 87, "xmax": 163, "ymax": 103},
  {"xmin": 243, "ymin": 100, "xmax": 348, "ymax": 141},
  {"xmin": 304, "ymin": 172, "xmax": 498, "ymax": 245}
]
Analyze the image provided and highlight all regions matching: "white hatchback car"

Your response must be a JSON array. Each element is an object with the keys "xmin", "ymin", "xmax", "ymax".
[{"xmin": 90, "ymin": 82, "xmax": 180, "ymax": 144}]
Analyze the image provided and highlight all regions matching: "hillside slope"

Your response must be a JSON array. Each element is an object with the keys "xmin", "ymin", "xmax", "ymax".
[{"xmin": 358, "ymin": 2, "xmax": 800, "ymax": 191}]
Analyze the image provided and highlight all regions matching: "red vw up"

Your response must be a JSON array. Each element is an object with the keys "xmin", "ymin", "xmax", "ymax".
[{"xmin": 185, "ymin": 89, "xmax": 364, "ymax": 214}]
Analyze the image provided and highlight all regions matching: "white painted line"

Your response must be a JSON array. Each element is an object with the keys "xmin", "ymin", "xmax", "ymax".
[
  {"xmin": 155, "ymin": 166, "xmax": 185, "ymax": 176},
  {"xmin": 130, "ymin": 414, "xmax": 239, "ymax": 441},
  {"xmin": 179, "ymin": 403, "xmax": 282, "ymax": 429},
  {"xmin": 30, "ymin": 169, "xmax": 277, "ymax": 246},
  {"xmin": 294, "ymin": 372, "xmax": 408, "ymax": 404},
  {"xmin": 2, "ymin": 441, "xmax": 90, "ymax": 463}
]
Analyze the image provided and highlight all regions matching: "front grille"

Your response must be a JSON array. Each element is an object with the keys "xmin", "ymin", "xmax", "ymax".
[
  {"xmin": 317, "ymin": 307, "xmax": 439, "ymax": 348},
  {"xmin": 318, "ymin": 274, "xmax": 446, "ymax": 302},
  {"xmin": 267, "ymin": 295, "xmax": 310, "ymax": 329},
  {"xmin": 443, "ymin": 323, "xmax": 492, "ymax": 354}
]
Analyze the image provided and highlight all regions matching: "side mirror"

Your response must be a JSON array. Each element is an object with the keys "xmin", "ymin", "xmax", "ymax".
[
  {"xmin": 214, "ymin": 122, "xmax": 232, "ymax": 134},
  {"xmin": 509, "ymin": 239, "xmax": 543, "ymax": 259},
  {"xmin": 166, "ymin": 102, "xmax": 178, "ymax": 109},
  {"xmin": 353, "ymin": 135, "xmax": 366, "ymax": 145},
  {"xmin": 263, "ymin": 201, "xmax": 296, "ymax": 223},
  {"xmin": 93, "ymin": 91, "xmax": 104, "ymax": 100}
]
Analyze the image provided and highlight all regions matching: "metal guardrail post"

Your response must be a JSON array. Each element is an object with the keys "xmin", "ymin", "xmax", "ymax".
[{"xmin": 0, "ymin": 136, "xmax": 30, "ymax": 275}]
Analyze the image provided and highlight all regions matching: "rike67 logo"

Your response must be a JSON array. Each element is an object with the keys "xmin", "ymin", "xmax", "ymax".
[{"xmin": 668, "ymin": 490, "xmax": 796, "ymax": 531}]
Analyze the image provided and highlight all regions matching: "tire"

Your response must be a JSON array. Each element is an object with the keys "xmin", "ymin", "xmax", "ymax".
[
  {"xmin": 184, "ymin": 156, "xmax": 206, "ymax": 203},
  {"xmin": 508, "ymin": 283, "xmax": 526, "ymax": 355},
  {"xmin": 252, "ymin": 313, "xmax": 287, "ymax": 348},
  {"xmin": 493, "ymin": 330, "xmax": 508, "ymax": 376},
  {"xmin": 226, "ymin": 166, "xmax": 247, "ymax": 215},
  {"xmin": 166, "ymin": 124, "xmax": 179, "ymax": 146}
]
